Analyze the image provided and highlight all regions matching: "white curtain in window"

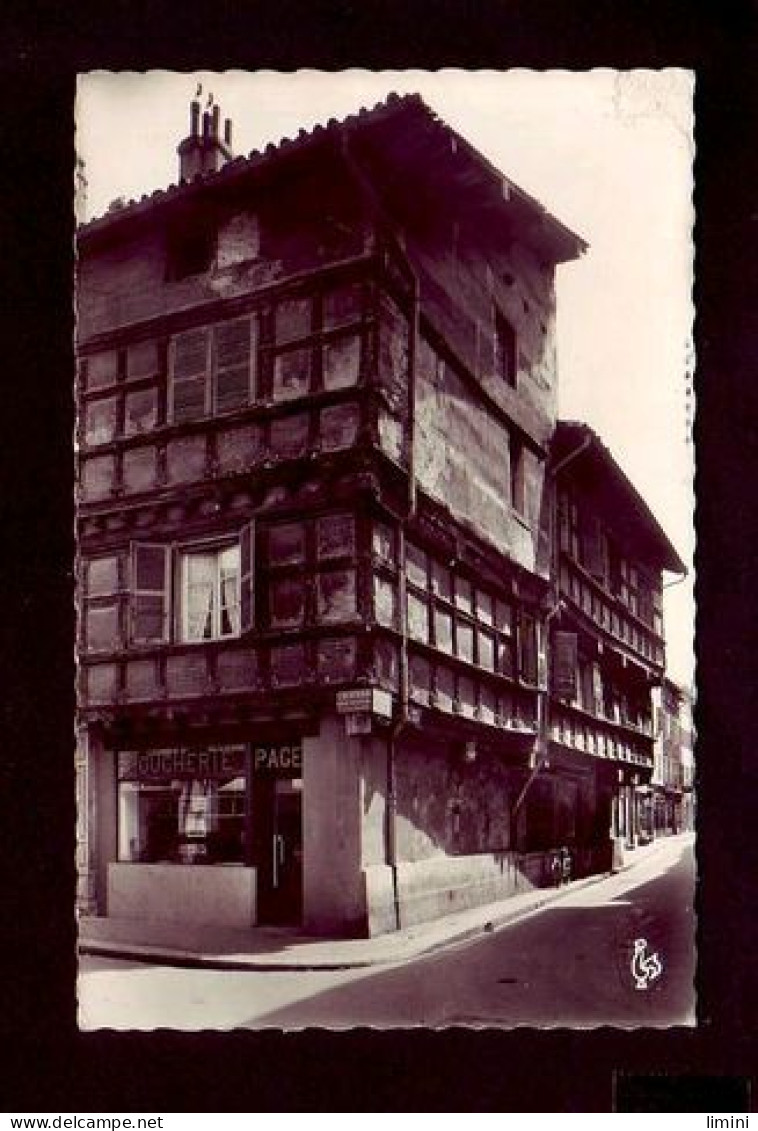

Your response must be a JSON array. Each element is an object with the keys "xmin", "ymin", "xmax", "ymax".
[
  {"xmin": 219, "ymin": 546, "xmax": 240, "ymax": 635},
  {"xmin": 184, "ymin": 553, "xmax": 215, "ymax": 640}
]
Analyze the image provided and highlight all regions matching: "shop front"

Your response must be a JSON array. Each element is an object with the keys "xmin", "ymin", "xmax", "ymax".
[{"xmin": 105, "ymin": 738, "xmax": 304, "ymax": 928}]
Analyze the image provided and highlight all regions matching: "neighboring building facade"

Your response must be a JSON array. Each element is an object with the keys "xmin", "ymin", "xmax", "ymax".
[
  {"xmin": 76, "ymin": 93, "xmax": 680, "ymax": 938},
  {"xmin": 651, "ymin": 679, "xmax": 695, "ymax": 836},
  {"xmin": 548, "ymin": 423, "xmax": 685, "ymax": 870}
]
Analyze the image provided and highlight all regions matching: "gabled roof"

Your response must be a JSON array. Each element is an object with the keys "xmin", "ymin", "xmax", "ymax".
[
  {"xmin": 553, "ymin": 421, "xmax": 686, "ymax": 574},
  {"xmin": 78, "ymin": 92, "xmax": 587, "ymax": 264}
]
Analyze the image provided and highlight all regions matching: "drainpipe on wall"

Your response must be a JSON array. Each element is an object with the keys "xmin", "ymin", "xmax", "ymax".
[
  {"xmin": 385, "ymin": 259, "xmax": 420, "ymax": 933},
  {"xmin": 510, "ymin": 433, "xmax": 592, "ymax": 840}
]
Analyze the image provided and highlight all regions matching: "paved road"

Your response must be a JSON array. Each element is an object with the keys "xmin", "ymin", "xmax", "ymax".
[{"xmin": 79, "ymin": 836, "xmax": 695, "ymax": 1030}]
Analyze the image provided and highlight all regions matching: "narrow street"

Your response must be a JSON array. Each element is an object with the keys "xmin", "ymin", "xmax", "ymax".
[{"xmin": 79, "ymin": 835, "xmax": 695, "ymax": 1030}]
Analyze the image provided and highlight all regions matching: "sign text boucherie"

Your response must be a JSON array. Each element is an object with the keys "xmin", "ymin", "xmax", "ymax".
[{"xmin": 119, "ymin": 746, "xmax": 245, "ymax": 781}]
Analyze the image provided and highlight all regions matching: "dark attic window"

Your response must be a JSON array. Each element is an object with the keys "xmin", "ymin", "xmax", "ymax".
[
  {"xmin": 495, "ymin": 309, "xmax": 517, "ymax": 388},
  {"xmin": 166, "ymin": 213, "xmax": 216, "ymax": 281}
]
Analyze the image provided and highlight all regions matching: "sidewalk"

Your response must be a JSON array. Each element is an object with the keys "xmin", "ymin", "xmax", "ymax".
[{"xmin": 78, "ymin": 833, "xmax": 691, "ymax": 972}]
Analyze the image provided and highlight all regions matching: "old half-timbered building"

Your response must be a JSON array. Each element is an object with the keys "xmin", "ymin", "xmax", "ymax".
[
  {"xmin": 548, "ymin": 422, "xmax": 686, "ymax": 874},
  {"xmin": 76, "ymin": 93, "xmax": 588, "ymax": 936}
]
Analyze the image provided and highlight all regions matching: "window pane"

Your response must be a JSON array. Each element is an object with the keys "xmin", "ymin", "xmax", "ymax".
[
  {"xmin": 317, "ymin": 637, "xmax": 357, "ymax": 682},
  {"xmin": 457, "ymin": 620, "xmax": 474, "ymax": 663},
  {"xmin": 405, "ymin": 543, "xmax": 428, "ymax": 589},
  {"xmin": 495, "ymin": 599, "xmax": 513, "ymax": 635},
  {"xmin": 83, "ymin": 397, "xmax": 118, "ymax": 445},
  {"xmin": 270, "ymin": 412, "xmax": 309, "ymax": 459},
  {"xmin": 317, "ymin": 569, "xmax": 357, "ymax": 623},
  {"xmin": 134, "ymin": 594, "xmax": 166, "ymax": 642},
  {"xmin": 431, "ymin": 562, "xmax": 452, "ymax": 601},
  {"xmin": 124, "ymin": 388, "xmax": 158, "ymax": 437},
  {"xmin": 476, "ymin": 591, "xmax": 494, "ymax": 626},
  {"xmin": 273, "ymin": 348, "xmax": 310, "ymax": 401},
  {"xmin": 434, "ymin": 607, "xmax": 453, "ymax": 654},
  {"xmin": 319, "ymin": 402, "xmax": 359, "ymax": 450},
  {"xmin": 372, "ymin": 521, "xmax": 395, "ymax": 565},
  {"xmin": 87, "ymin": 350, "xmax": 118, "ymax": 389},
  {"xmin": 275, "ymin": 297, "xmax": 311, "ymax": 344},
  {"xmin": 271, "ymin": 643, "xmax": 307, "ymax": 686},
  {"xmin": 317, "ymin": 514, "xmax": 355, "ymax": 559},
  {"xmin": 86, "ymin": 604, "xmax": 120, "ymax": 652},
  {"xmin": 323, "ymin": 334, "xmax": 361, "ymax": 390},
  {"xmin": 455, "ymin": 577, "xmax": 473, "ymax": 614},
  {"xmin": 219, "ymin": 546, "xmax": 240, "ymax": 636},
  {"xmin": 215, "ymin": 317, "xmax": 253, "ymax": 413},
  {"xmin": 172, "ymin": 376, "xmax": 206, "ymax": 422},
  {"xmin": 268, "ymin": 523, "xmax": 306, "ymax": 565},
  {"xmin": 409, "ymin": 654, "xmax": 431, "ymax": 705},
  {"xmin": 478, "ymin": 629, "xmax": 495, "ymax": 671},
  {"xmin": 499, "ymin": 636, "xmax": 515, "ymax": 678},
  {"xmin": 183, "ymin": 553, "xmax": 215, "ymax": 641},
  {"xmin": 323, "ymin": 283, "xmax": 363, "ymax": 329},
  {"xmin": 135, "ymin": 545, "xmax": 167, "ymax": 591},
  {"xmin": 270, "ymin": 577, "xmax": 306, "ymax": 628},
  {"xmin": 127, "ymin": 340, "xmax": 159, "ymax": 381},
  {"xmin": 374, "ymin": 574, "xmax": 397, "ymax": 628},
  {"xmin": 374, "ymin": 638, "xmax": 399, "ymax": 689},
  {"xmin": 87, "ymin": 556, "xmax": 119, "ymax": 598},
  {"xmin": 436, "ymin": 666, "xmax": 455, "ymax": 712},
  {"xmin": 407, "ymin": 592, "xmax": 429, "ymax": 643},
  {"xmin": 81, "ymin": 454, "xmax": 115, "ymax": 501}
]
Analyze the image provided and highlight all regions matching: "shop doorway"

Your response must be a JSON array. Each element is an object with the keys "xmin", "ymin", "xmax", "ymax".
[{"xmin": 254, "ymin": 776, "xmax": 303, "ymax": 925}]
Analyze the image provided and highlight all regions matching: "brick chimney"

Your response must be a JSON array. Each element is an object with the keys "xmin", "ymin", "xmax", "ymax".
[{"xmin": 177, "ymin": 94, "xmax": 234, "ymax": 182}]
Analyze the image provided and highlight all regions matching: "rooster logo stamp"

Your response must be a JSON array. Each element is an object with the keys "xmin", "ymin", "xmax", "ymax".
[{"xmin": 631, "ymin": 938, "xmax": 663, "ymax": 990}]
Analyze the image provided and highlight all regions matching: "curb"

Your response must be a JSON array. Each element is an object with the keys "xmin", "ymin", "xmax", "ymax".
[{"xmin": 78, "ymin": 869, "xmax": 610, "ymax": 973}]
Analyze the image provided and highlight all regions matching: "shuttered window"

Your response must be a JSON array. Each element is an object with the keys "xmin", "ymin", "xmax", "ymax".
[
  {"xmin": 518, "ymin": 611, "xmax": 538, "ymax": 684},
  {"xmin": 214, "ymin": 317, "xmax": 255, "ymax": 414},
  {"xmin": 169, "ymin": 318, "xmax": 255, "ymax": 423},
  {"xmin": 170, "ymin": 329, "xmax": 209, "ymax": 422},
  {"xmin": 130, "ymin": 544, "xmax": 171, "ymax": 643},
  {"xmin": 552, "ymin": 631, "xmax": 577, "ymax": 700}
]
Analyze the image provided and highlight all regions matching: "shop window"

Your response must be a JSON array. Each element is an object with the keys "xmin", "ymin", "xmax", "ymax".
[
  {"xmin": 117, "ymin": 746, "xmax": 247, "ymax": 864},
  {"xmin": 317, "ymin": 514, "xmax": 355, "ymax": 560},
  {"xmin": 407, "ymin": 592, "xmax": 430, "ymax": 643},
  {"xmin": 316, "ymin": 569, "xmax": 357, "ymax": 623},
  {"xmin": 180, "ymin": 544, "xmax": 240, "ymax": 642},
  {"xmin": 433, "ymin": 607, "xmax": 453, "ymax": 654},
  {"xmin": 83, "ymin": 396, "xmax": 118, "ymax": 446},
  {"xmin": 269, "ymin": 576, "xmax": 307, "ymax": 628},
  {"xmin": 495, "ymin": 309, "xmax": 517, "ymax": 388},
  {"xmin": 124, "ymin": 388, "xmax": 158, "ymax": 437},
  {"xmin": 323, "ymin": 334, "xmax": 361, "ymax": 390}
]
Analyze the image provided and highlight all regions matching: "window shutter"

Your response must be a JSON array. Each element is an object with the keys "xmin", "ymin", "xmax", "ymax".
[
  {"xmin": 518, "ymin": 611, "xmax": 538, "ymax": 684},
  {"xmin": 552, "ymin": 631, "xmax": 577, "ymax": 700},
  {"xmin": 591, "ymin": 661, "xmax": 604, "ymax": 715},
  {"xmin": 170, "ymin": 328, "xmax": 208, "ymax": 422},
  {"xmin": 583, "ymin": 517, "xmax": 606, "ymax": 580},
  {"xmin": 214, "ymin": 316, "xmax": 255, "ymax": 413},
  {"xmin": 130, "ymin": 543, "xmax": 170, "ymax": 643},
  {"xmin": 239, "ymin": 520, "xmax": 255, "ymax": 633}
]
